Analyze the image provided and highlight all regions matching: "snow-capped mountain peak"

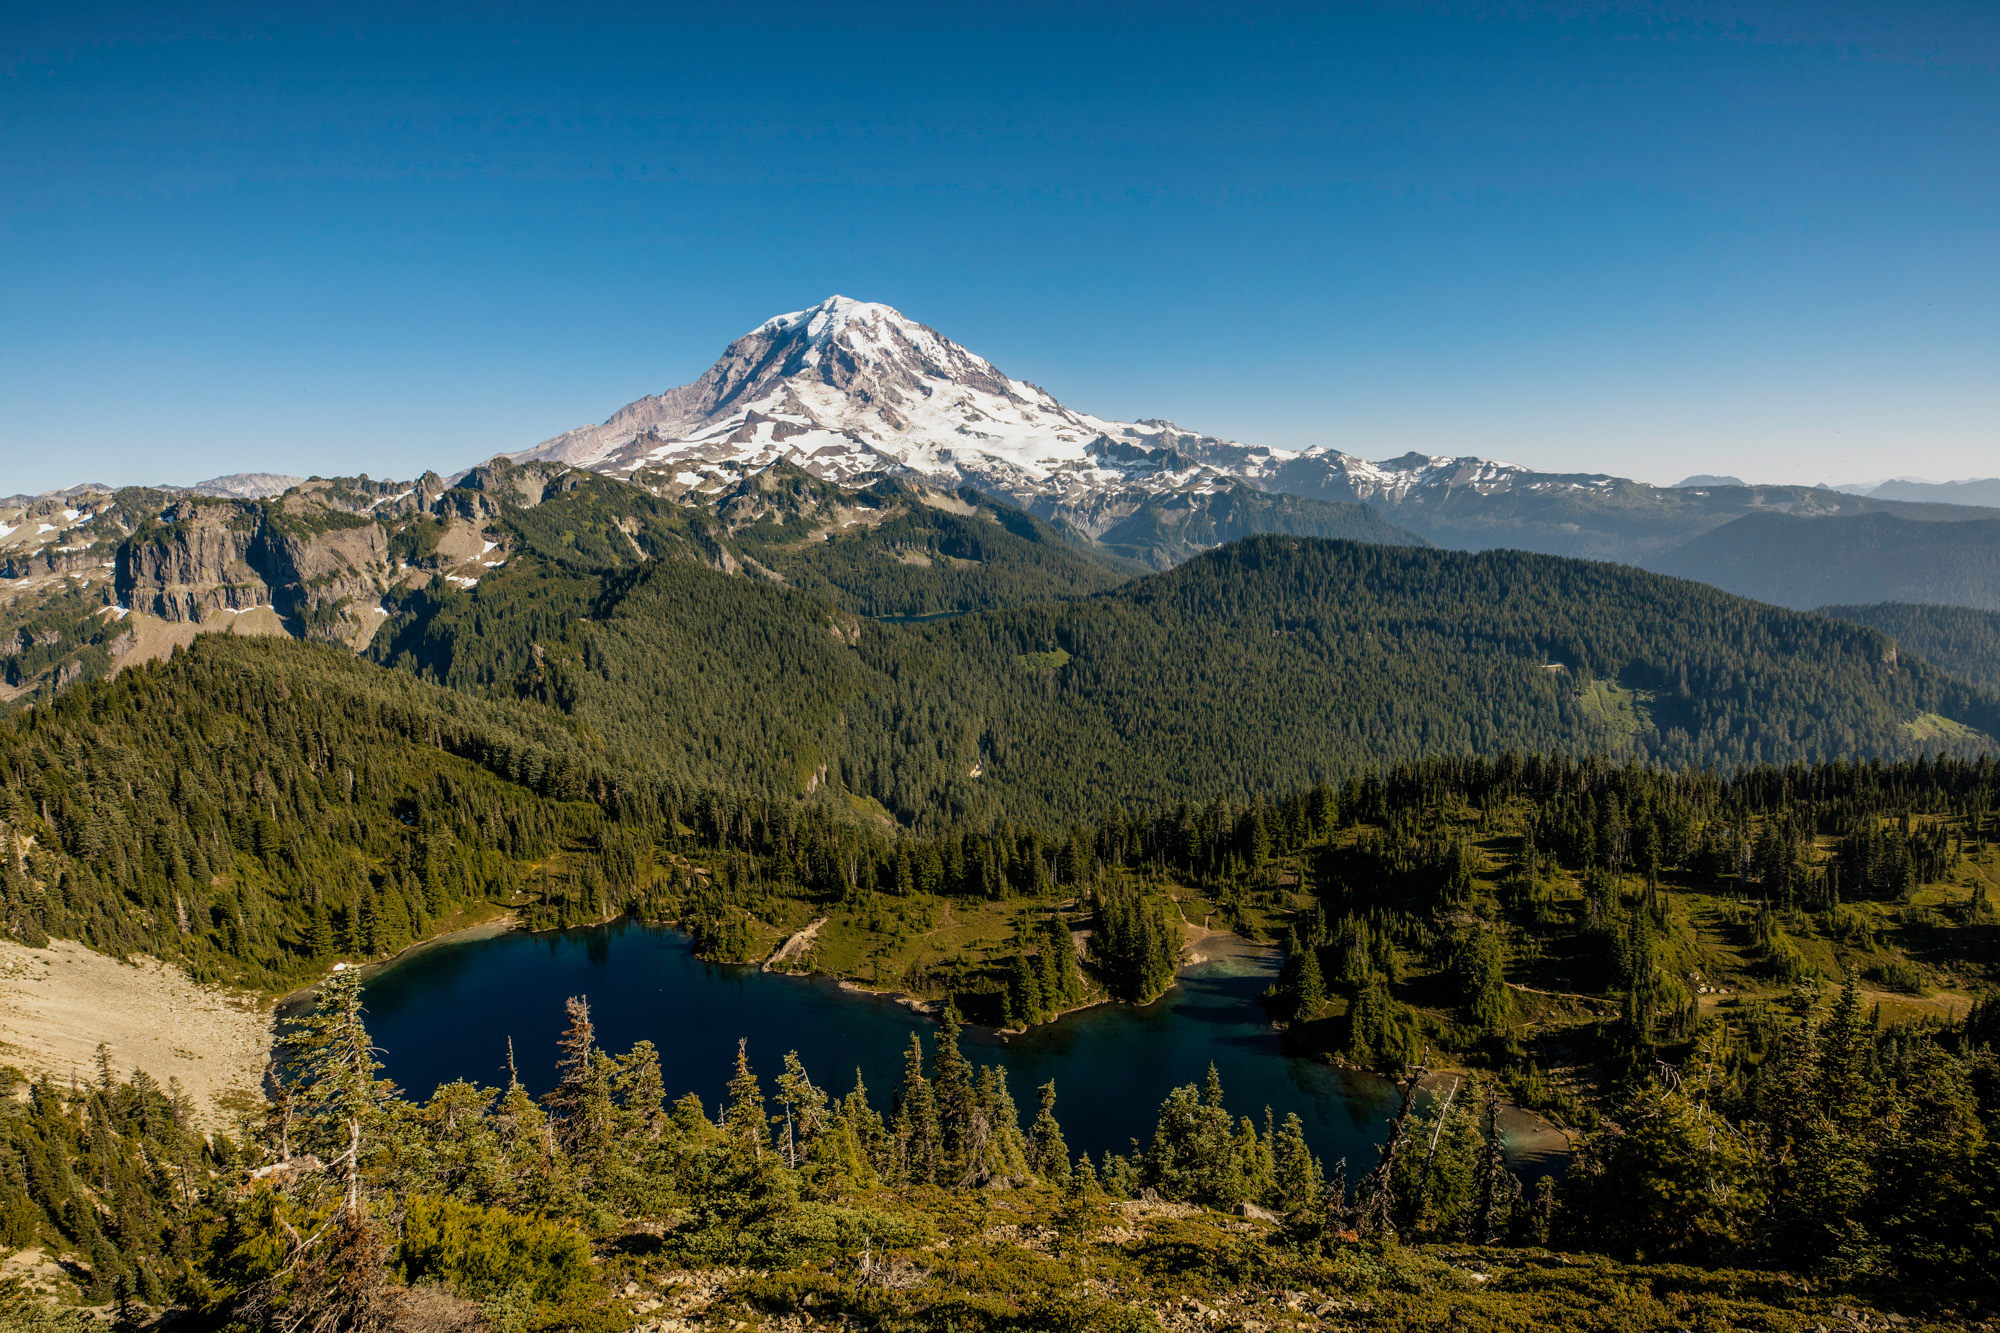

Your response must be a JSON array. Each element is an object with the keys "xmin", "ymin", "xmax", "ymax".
[
  {"xmin": 513, "ymin": 295, "xmax": 1144, "ymax": 496},
  {"xmin": 757, "ymin": 295, "xmax": 965, "ymax": 372},
  {"xmin": 510, "ymin": 296, "xmax": 1564, "ymax": 535}
]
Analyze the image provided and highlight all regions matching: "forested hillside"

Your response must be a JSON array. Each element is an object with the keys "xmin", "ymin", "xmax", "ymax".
[
  {"xmin": 517, "ymin": 462, "xmax": 1140, "ymax": 617},
  {"xmin": 8, "ymin": 468, "xmax": 2000, "ymax": 1328},
  {"xmin": 0, "ymin": 636, "xmax": 642, "ymax": 989},
  {"xmin": 375, "ymin": 532, "xmax": 2000, "ymax": 829},
  {"xmin": 0, "ymin": 461, "xmax": 1139, "ymax": 714},
  {"xmin": 1647, "ymin": 510, "xmax": 2000, "ymax": 611},
  {"xmin": 1822, "ymin": 601, "xmax": 2000, "ymax": 695},
  {"xmin": 9, "ymin": 639, "xmax": 2000, "ymax": 1328}
]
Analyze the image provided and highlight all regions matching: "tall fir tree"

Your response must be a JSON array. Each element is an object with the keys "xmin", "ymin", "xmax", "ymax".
[
  {"xmin": 278, "ymin": 964, "xmax": 392, "ymax": 1214},
  {"xmin": 1028, "ymin": 1080, "xmax": 1071, "ymax": 1185},
  {"xmin": 544, "ymin": 996, "xmax": 614, "ymax": 1161},
  {"xmin": 932, "ymin": 1004, "xmax": 977, "ymax": 1182},
  {"xmin": 891, "ymin": 1034, "xmax": 941, "ymax": 1185},
  {"xmin": 774, "ymin": 1050, "xmax": 829, "ymax": 1170},
  {"xmin": 725, "ymin": 1038, "xmax": 770, "ymax": 1162}
]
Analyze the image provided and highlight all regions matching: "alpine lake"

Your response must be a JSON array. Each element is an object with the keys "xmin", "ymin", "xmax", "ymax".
[{"xmin": 352, "ymin": 919, "xmax": 1563, "ymax": 1177}]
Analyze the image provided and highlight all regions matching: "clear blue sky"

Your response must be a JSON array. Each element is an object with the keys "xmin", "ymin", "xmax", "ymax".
[{"xmin": 4, "ymin": 1, "xmax": 1995, "ymax": 494}]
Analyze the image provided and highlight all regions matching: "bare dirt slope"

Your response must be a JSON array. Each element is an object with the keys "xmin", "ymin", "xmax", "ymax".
[
  {"xmin": 0, "ymin": 939, "xmax": 271, "ymax": 1129},
  {"xmin": 106, "ymin": 606, "xmax": 293, "ymax": 680}
]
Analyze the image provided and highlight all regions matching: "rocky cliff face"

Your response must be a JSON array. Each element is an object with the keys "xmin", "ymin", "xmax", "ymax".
[
  {"xmin": 105, "ymin": 476, "xmax": 463, "ymax": 642},
  {"xmin": 249, "ymin": 519, "xmax": 391, "ymax": 642},
  {"xmin": 0, "ymin": 547, "xmax": 113, "ymax": 580},
  {"xmin": 0, "ymin": 496, "xmax": 121, "ymax": 582},
  {"xmin": 116, "ymin": 502, "xmax": 269, "ymax": 622},
  {"xmin": 2, "ymin": 470, "xmax": 541, "ymax": 708}
]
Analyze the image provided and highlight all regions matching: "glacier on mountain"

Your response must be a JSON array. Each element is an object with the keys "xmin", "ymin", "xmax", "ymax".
[{"xmin": 509, "ymin": 295, "xmax": 1569, "ymax": 537}]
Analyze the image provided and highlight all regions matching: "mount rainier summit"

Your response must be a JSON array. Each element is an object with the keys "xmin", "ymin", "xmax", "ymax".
[{"xmin": 510, "ymin": 295, "xmax": 1528, "ymax": 544}]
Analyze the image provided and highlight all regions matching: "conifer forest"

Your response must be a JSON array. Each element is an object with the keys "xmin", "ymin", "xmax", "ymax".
[
  {"xmin": 13, "ymin": 1, "xmax": 2000, "ymax": 1324},
  {"xmin": 2, "ymin": 474, "xmax": 2000, "ymax": 1332}
]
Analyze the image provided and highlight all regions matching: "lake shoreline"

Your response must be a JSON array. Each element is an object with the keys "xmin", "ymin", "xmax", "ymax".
[
  {"xmin": 307, "ymin": 901, "xmax": 1278, "ymax": 1033},
  {"xmin": 276, "ymin": 909, "xmax": 522, "ymax": 1013},
  {"xmin": 298, "ymin": 913, "xmax": 1575, "ymax": 1172},
  {"xmin": 826, "ymin": 921, "xmax": 1279, "ymax": 1034},
  {"xmin": 330, "ymin": 916, "xmax": 1575, "ymax": 1176}
]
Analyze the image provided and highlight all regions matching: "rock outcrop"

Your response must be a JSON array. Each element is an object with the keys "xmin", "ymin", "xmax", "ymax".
[{"xmin": 115, "ymin": 501, "xmax": 269, "ymax": 623}]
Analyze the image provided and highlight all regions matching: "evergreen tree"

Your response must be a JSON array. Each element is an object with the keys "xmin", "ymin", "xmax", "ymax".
[
  {"xmin": 612, "ymin": 1039, "xmax": 667, "ymax": 1142},
  {"xmin": 931, "ymin": 1004, "xmax": 977, "ymax": 1181},
  {"xmin": 1004, "ymin": 953, "xmax": 1043, "ymax": 1028},
  {"xmin": 1563, "ymin": 1043, "xmax": 1762, "ymax": 1262},
  {"xmin": 1028, "ymin": 1081, "xmax": 1071, "ymax": 1186},
  {"xmin": 806, "ymin": 1104, "xmax": 873, "ymax": 1190},
  {"xmin": 1053, "ymin": 1145, "xmax": 1111, "ymax": 1255},
  {"xmin": 970, "ymin": 1066, "xmax": 1031, "ymax": 1185},
  {"xmin": 1454, "ymin": 931, "xmax": 1511, "ymax": 1036},
  {"xmin": 825, "ymin": 1069, "xmax": 888, "ymax": 1187},
  {"xmin": 1141, "ymin": 1066, "xmax": 1240, "ymax": 1207},
  {"xmin": 1271, "ymin": 1112, "xmax": 1323, "ymax": 1222},
  {"xmin": 1397, "ymin": 1080, "xmax": 1482, "ymax": 1238},
  {"xmin": 278, "ymin": 965, "xmax": 391, "ymax": 1214},
  {"xmin": 774, "ymin": 1050, "xmax": 829, "ymax": 1170},
  {"xmin": 891, "ymin": 1034, "xmax": 940, "ymax": 1185},
  {"xmin": 725, "ymin": 1039, "xmax": 769, "ymax": 1162},
  {"xmin": 1358, "ymin": 1071, "xmax": 1422, "ymax": 1242},
  {"xmin": 1233, "ymin": 1112, "xmax": 1274, "ymax": 1204},
  {"xmin": 543, "ymin": 996, "xmax": 614, "ymax": 1161},
  {"xmin": 1472, "ymin": 1078, "xmax": 1515, "ymax": 1244},
  {"xmin": 308, "ymin": 895, "xmax": 334, "ymax": 960},
  {"xmin": 1347, "ymin": 974, "xmax": 1419, "ymax": 1071},
  {"xmin": 1293, "ymin": 946, "xmax": 1326, "ymax": 1022}
]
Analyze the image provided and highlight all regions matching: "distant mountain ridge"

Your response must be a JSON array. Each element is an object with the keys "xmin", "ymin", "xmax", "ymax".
[
  {"xmin": 1867, "ymin": 478, "xmax": 2000, "ymax": 508},
  {"xmin": 513, "ymin": 295, "xmax": 1999, "ymax": 572},
  {"xmin": 0, "ymin": 472, "xmax": 303, "ymax": 508},
  {"xmin": 1647, "ymin": 511, "xmax": 2000, "ymax": 611},
  {"xmin": 13, "ymin": 296, "xmax": 1997, "ymax": 607},
  {"xmin": 179, "ymin": 472, "xmax": 306, "ymax": 499}
]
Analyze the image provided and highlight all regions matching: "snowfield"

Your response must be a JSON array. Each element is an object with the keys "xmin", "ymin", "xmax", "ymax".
[{"xmin": 510, "ymin": 295, "xmax": 1602, "ymax": 518}]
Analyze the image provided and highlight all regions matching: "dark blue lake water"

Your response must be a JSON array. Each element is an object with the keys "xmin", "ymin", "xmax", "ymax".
[{"xmin": 357, "ymin": 920, "xmax": 1409, "ymax": 1170}]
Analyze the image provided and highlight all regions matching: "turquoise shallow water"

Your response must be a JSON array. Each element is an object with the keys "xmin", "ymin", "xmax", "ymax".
[{"xmin": 357, "ymin": 919, "xmax": 1408, "ymax": 1170}]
